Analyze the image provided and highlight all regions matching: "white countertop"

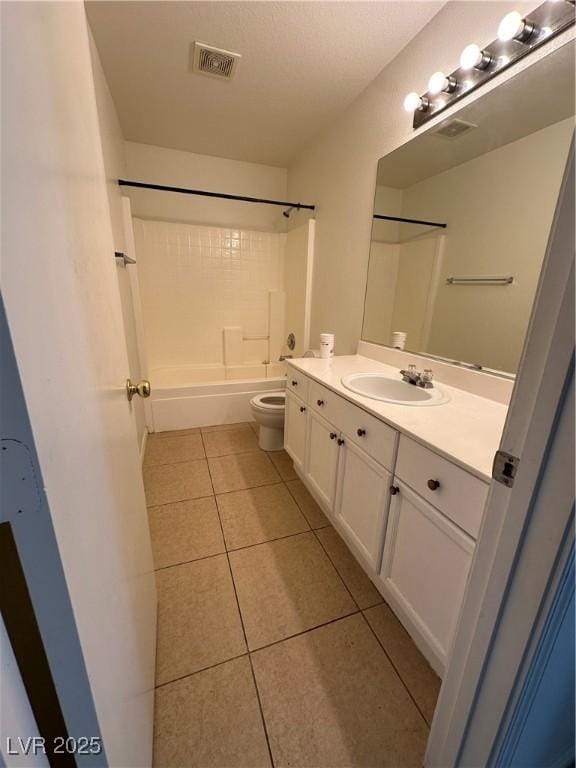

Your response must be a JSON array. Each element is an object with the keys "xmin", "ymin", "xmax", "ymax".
[{"xmin": 287, "ymin": 355, "xmax": 508, "ymax": 483}]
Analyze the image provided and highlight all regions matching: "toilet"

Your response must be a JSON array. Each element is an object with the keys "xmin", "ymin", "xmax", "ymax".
[{"xmin": 250, "ymin": 391, "xmax": 286, "ymax": 451}]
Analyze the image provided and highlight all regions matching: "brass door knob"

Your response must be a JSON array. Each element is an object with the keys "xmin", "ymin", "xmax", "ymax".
[{"xmin": 126, "ymin": 378, "xmax": 151, "ymax": 402}]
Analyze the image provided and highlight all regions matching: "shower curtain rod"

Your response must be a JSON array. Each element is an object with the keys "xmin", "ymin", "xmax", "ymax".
[
  {"xmin": 118, "ymin": 179, "xmax": 315, "ymax": 211},
  {"xmin": 373, "ymin": 213, "xmax": 447, "ymax": 228}
]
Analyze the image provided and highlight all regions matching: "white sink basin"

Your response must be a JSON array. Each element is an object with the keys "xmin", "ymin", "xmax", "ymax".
[{"xmin": 341, "ymin": 373, "xmax": 449, "ymax": 406}]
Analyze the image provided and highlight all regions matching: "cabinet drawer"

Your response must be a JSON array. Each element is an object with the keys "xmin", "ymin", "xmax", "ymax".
[
  {"xmin": 337, "ymin": 398, "xmax": 397, "ymax": 471},
  {"xmin": 286, "ymin": 367, "xmax": 309, "ymax": 402},
  {"xmin": 309, "ymin": 380, "xmax": 343, "ymax": 425},
  {"xmin": 395, "ymin": 436, "xmax": 488, "ymax": 539}
]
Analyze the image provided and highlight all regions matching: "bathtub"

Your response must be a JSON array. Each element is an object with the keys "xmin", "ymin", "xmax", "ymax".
[{"xmin": 149, "ymin": 364, "xmax": 287, "ymax": 432}]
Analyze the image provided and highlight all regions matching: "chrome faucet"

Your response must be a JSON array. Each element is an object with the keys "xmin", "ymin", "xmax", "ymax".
[{"xmin": 400, "ymin": 365, "xmax": 434, "ymax": 388}]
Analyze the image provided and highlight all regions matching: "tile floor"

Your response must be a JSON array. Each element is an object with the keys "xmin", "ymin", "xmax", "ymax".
[{"xmin": 145, "ymin": 422, "xmax": 441, "ymax": 768}]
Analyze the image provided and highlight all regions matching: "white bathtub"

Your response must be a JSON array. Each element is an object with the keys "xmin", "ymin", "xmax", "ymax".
[{"xmin": 149, "ymin": 364, "xmax": 287, "ymax": 432}]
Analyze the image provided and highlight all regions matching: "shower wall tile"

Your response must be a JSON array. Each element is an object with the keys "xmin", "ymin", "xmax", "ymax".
[{"xmin": 134, "ymin": 219, "xmax": 286, "ymax": 369}]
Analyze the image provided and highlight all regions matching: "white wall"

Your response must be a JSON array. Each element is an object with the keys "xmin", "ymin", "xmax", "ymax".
[
  {"xmin": 133, "ymin": 219, "xmax": 286, "ymax": 370},
  {"xmin": 89, "ymin": 32, "xmax": 147, "ymax": 448},
  {"xmin": 287, "ymin": 0, "xmax": 566, "ymax": 355},
  {"xmin": 125, "ymin": 141, "xmax": 289, "ymax": 232}
]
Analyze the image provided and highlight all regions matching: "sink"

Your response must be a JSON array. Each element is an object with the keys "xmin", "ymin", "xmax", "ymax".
[{"xmin": 341, "ymin": 373, "xmax": 449, "ymax": 406}]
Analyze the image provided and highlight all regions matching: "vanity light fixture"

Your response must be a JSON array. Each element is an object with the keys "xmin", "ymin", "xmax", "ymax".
[
  {"xmin": 497, "ymin": 11, "xmax": 537, "ymax": 42},
  {"xmin": 403, "ymin": 0, "xmax": 575, "ymax": 128},
  {"xmin": 459, "ymin": 43, "xmax": 493, "ymax": 71},
  {"xmin": 428, "ymin": 71, "xmax": 458, "ymax": 95}
]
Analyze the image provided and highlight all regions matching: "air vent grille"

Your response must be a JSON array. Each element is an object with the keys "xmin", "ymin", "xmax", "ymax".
[
  {"xmin": 433, "ymin": 118, "xmax": 478, "ymax": 139},
  {"xmin": 192, "ymin": 42, "xmax": 241, "ymax": 80}
]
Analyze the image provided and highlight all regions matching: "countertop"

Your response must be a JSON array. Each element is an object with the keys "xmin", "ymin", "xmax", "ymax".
[{"xmin": 286, "ymin": 355, "xmax": 509, "ymax": 483}]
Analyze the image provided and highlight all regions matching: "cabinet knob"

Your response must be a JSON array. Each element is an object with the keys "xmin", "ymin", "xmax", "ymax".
[
  {"xmin": 357, "ymin": 428, "xmax": 366, "ymax": 437},
  {"xmin": 427, "ymin": 479, "xmax": 440, "ymax": 491},
  {"xmin": 317, "ymin": 399, "xmax": 324, "ymax": 406},
  {"xmin": 337, "ymin": 438, "xmax": 345, "ymax": 446},
  {"xmin": 299, "ymin": 406, "xmax": 306, "ymax": 413},
  {"xmin": 291, "ymin": 380, "xmax": 298, "ymax": 386},
  {"xmin": 329, "ymin": 432, "xmax": 337, "ymax": 440},
  {"xmin": 390, "ymin": 485, "xmax": 400, "ymax": 495}
]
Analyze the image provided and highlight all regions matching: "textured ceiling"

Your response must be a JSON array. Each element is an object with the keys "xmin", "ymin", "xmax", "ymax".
[{"xmin": 86, "ymin": 1, "xmax": 444, "ymax": 167}]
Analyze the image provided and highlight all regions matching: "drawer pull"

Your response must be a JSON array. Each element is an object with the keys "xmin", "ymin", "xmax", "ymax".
[
  {"xmin": 337, "ymin": 438, "xmax": 345, "ymax": 446},
  {"xmin": 317, "ymin": 399, "xmax": 324, "ymax": 406},
  {"xmin": 427, "ymin": 479, "xmax": 441, "ymax": 491},
  {"xmin": 390, "ymin": 485, "xmax": 400, "ymax": 495},
  {"xmin": 357, "ymin": 428, "xmax": 366, "ymax": 437},
  {"xmin": 329, "ymin": 432, "xmax": 337, "ymax": 440},
  {"xmin": 291, "ymin": 380, "xmax": 298, "ymax": 386},
  {"xmin": 299, "ymin": 406, "xmax": 306, "ymax": 413}
]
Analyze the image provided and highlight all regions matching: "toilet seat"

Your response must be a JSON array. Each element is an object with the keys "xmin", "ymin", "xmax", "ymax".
[{"xmin": 250, "ymin": 392, "xmax": 286, "ymax": 411}]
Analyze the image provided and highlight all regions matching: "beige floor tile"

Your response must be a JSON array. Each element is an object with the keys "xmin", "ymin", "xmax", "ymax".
[
  {"xmin": 229, "ymin": 532, "xmax": 356, "ymax": 650},
  {"xmin": 148, "ymin": 497, "xmax": 225, "ymax": 569},
  {"xmin": 251, "ymin": 614, "xmax": 429, "ymax": 768},
  {"xmin": 155, "ymin": 556, "xmax": 246, "ymax": 685},
  {"xmin": 250, "ymin": 422, "xmax": 259, "ymax": 434},
  {"xmin": 144, "ymin": 433, "xmax": 205, "ymax": 466},
  {"xmin": 203, "ymin": 427, "xmax": 260, "ymax": 458},
  {"xmin": 154, "ymin": 657, "xmax": 271, "ymax": 768},
  {"xmin": 268, "ymin": 450, "xmax": 297, "ymax": 481},
  {"xmin": 316, "ymin": 527, "xmax": 382, "ymax": 610},
  {"xmin": 285, "ymin": 478, "xmax": 330, "ymax": 529},
  {"xmin": 208, "ymin": 451, "xmax": 280, "ymax": 494},
  {"xmin": 144, "ymin": 460, "xmax": 213, "ymax": 507},
  {"xmin": 364, "ymin": 603, "xmax": 441, "ymax": 725},
  {"xmin": 217, "ymin": 483, "xmax": 310, "ymax": 550},
  {"xmin": 202, "ymin": 422, "xmax": 254, "ymax": 434},
  {"xmin": 152, "ymin": 427, "xmax": 200, "ymax": 438}
]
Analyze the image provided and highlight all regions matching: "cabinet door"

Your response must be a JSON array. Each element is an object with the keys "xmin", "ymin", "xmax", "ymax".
[
  {"xmin": 284, "ymin": 391, "xmax": 308, "ymax": 473},
  {"xmin": 304, "ymin": 409, "xmax": 340, "ymax": 514},
  {"xmin": 380, "ymin": 481, "xmax": 474, "ymax": 672},
  {"xmin": 335, "ymin": 437, "xmax": 391, "ymax": 573}
]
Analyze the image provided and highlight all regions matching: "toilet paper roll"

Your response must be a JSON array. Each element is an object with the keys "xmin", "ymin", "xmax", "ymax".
[
  {"xmin": 391, "ymin": 331, "xmax": 407, "ymax": 351},
  {"xmin": 319, "ymin": 333, "xmax": 335, "ymax": 359}
]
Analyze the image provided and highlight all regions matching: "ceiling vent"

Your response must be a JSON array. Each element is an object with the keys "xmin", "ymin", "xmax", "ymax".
[
  {"xmin": 191, "ymin": 42, "xmax": 241, "ymax": 80},
  {"xmin": 432, "ymin": 118, "xmax": 478, "ymax": 139}
]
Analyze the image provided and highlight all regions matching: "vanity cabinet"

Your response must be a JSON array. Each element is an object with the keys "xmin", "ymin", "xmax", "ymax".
[
  {"xmin": 284, "ymin": 391, "xmax": 308, "ymax": 473},
  {"xmin": 379, "ymin": 481, "xmax": 475, "ymax": 669},
  {"xmin": 283, "ymin": 363, "xmax": 489, "ymax": 675}
]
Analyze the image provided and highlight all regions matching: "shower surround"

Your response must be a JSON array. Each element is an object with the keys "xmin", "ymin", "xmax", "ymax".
[{"xmin": 133, "ymin": 218, "xmax": 287, "ymax": 381}]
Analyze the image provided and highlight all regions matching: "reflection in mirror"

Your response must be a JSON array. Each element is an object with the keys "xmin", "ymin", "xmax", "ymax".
[{"xmin": 362, "ymin": 42, "xmax": 574, "ymax": 376}]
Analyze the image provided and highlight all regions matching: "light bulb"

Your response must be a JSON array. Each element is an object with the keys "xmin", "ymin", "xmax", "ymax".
[
  {"xmin": 497, "ymin": 11, "xmax": 536, "ymax": 42},
  {"xmin": 460, "ymin": 43, "xmax": 492, "ymax": 70},
  {"xmin": 428, "ymin": 71, "xmax": 447, "ymax": 94},
  {"xmin": 428, "ymin": 71, "xmax": 457, "ymax": 95},
  {"xmin": 403, "ymin": 92, "xmax": 423, "ymax": 112}
]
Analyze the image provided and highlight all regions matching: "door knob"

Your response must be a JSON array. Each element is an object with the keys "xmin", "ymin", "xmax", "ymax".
[{"xmin": 126, "ymin": 378, "xmax": 151, "ymax": 402}]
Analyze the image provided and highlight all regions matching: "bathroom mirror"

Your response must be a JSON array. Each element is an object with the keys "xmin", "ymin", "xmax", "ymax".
[{"xmin": 362, "ymin": 42, "xmax": 574, "ymax": 376}]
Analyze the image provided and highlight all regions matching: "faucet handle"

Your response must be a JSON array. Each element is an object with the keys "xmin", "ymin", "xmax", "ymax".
[
  {"xmin": 407, "ymin": 364, "xmax": 418, "ymax": 376},
  {"xmin": 422, "ymin": 369, "xmax": 433, "ymax": 382}
]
